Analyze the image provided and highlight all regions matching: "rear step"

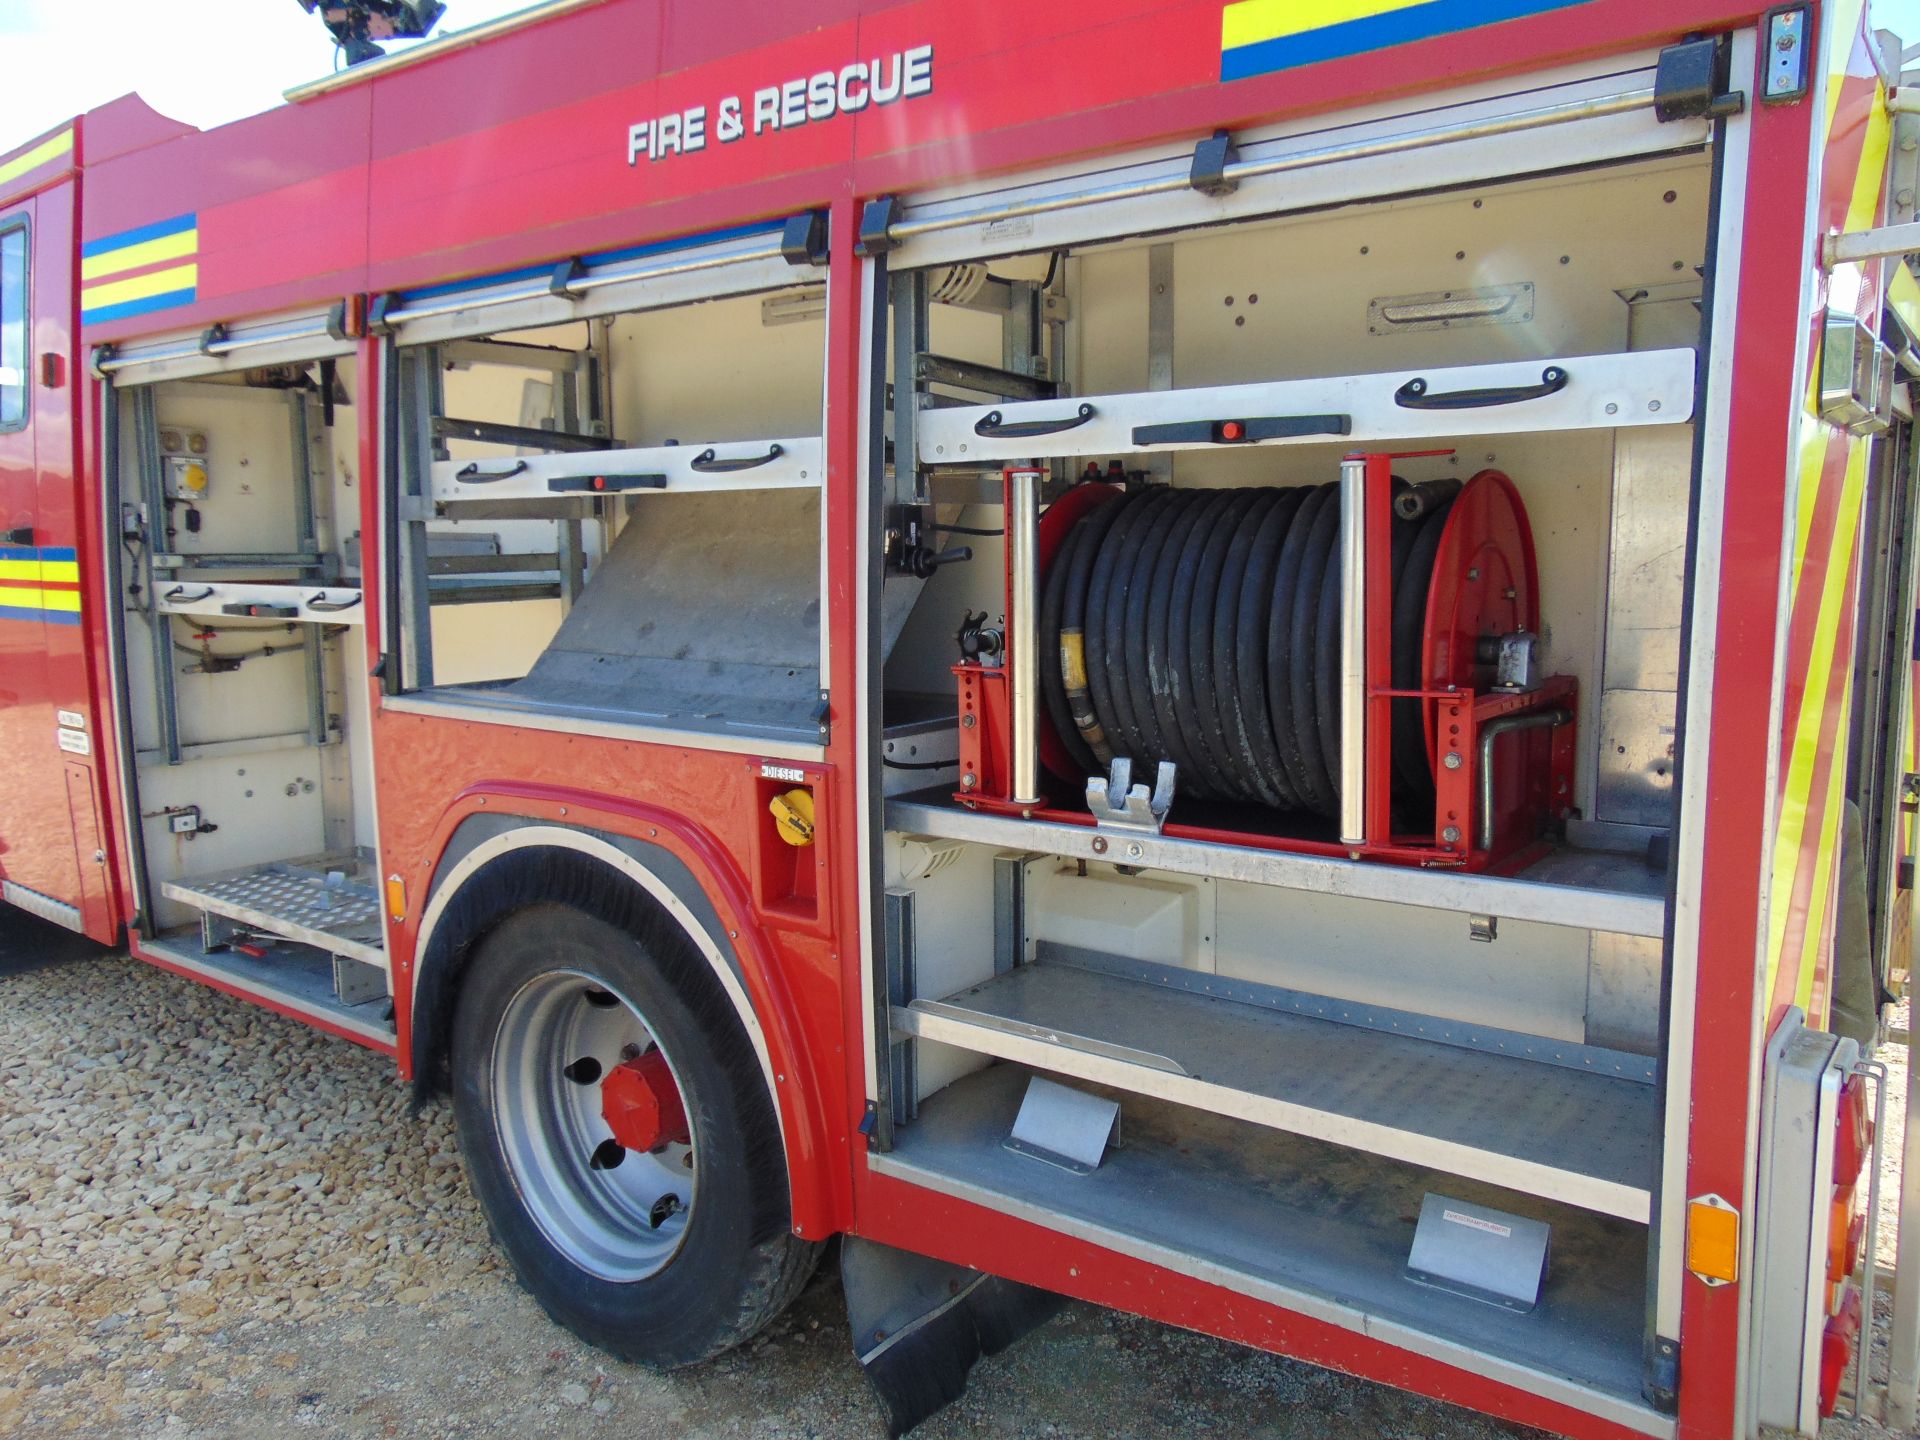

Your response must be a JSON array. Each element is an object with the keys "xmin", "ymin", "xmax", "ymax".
[{"xmin": 141, "ymin": 933, "xmax": 396, "ymax": 1050}]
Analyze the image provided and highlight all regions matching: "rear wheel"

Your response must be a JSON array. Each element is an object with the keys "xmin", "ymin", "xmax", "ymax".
[{"xmin": 450, "ymin": 902, "xmax": 818, "ymax": 1365}]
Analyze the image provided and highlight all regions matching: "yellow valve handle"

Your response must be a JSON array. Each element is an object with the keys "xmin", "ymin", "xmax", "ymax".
[{"xmin": 769, "ymin": 788, "xmax": 815, "ymax": 846}]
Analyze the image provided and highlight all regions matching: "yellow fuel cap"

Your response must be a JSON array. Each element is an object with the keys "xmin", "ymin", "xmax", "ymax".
[{"xmin": 769, "ymin": 788, "xmax": 815, "ymax": 846}]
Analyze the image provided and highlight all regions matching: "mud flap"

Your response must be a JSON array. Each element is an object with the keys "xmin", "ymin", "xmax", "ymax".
[{"xmin": 841, "ymin": 1236, "xmax": 1066, "ymax": 1437}]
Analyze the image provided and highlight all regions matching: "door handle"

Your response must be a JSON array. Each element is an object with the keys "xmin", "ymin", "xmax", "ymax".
[{"xmin": 3, "ymin": 525, "xmax": 33, "ymax": 546}]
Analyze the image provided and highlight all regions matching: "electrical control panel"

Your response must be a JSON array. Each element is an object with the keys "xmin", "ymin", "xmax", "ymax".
[{"xmin": 159, "ymin": 426, "xmax": 212, "ymax": 501}]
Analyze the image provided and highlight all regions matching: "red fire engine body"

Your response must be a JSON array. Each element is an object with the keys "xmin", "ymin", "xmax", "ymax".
[{"xmin": 4, "ymin": 1, "xmax": 1920, "ymax": 1435}]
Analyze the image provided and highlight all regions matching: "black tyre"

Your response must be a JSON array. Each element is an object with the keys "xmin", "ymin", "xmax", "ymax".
[{"xmin": 450, "ymin": 901, "xmax": 819, "ymax": 1366}]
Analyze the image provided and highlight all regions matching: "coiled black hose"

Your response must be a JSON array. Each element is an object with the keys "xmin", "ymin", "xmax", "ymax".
[{"xmin": 1043, "ymin": 482, "xmax": 1455, "ymax": 820}]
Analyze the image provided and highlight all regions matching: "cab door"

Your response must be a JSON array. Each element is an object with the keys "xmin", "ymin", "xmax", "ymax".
[{"xmin": 0, "ymin": 189, "xmax": 100, "ymax": 935}]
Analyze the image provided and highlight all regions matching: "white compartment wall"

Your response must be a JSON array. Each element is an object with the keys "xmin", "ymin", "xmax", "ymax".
[{"xmin": 125, "ymin": 367, "xmax": 377, "ymax": 908}]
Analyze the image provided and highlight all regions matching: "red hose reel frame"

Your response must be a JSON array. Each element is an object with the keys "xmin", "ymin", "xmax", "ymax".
[{"xmin": 952, "ymin": 457, "xmax": 1576, "ymax": 871}]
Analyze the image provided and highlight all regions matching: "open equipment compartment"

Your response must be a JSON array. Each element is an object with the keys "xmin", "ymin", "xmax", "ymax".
[
  {"xmin": 101, "ymin": 325, "xmax": 392, "ymax": 1042},
  {"xmin": 381, "ymin": 218, "xmax": 831, "ymax": 750},
  {"xmin": 870, "ymin": 55, "xmax": 1714, "ymax": 1424}
]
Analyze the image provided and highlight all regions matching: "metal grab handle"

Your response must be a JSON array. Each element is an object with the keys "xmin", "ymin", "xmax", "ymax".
[
  {"xmin": 306, "ymin": 591, "xmax": 363, "ymax": 613},
  {"xmin": 455, "ymin": 461, "xmax": 530, "ymax": 483},
  {"xmin": 689, "ymin": 443, "xmax": 784, "ymax": 474},
  {"xmin": 974, "ymin": 402, "xmax": 1096, "ymax": 439},
  {"xmin": 1394, "ymin": 366, "xmax": 1568, "ymax": 411},
  {"xmin": 164, "ymin": 585, "xmax": 215, "ymax": 602}
]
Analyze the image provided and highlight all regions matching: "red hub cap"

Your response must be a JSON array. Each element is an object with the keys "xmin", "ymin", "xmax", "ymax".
[{"xmin": 600, "ymin": 1050, "xmax": 690, "ymax": 1154}]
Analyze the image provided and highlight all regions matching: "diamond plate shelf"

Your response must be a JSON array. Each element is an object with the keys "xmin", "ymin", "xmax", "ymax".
[{"xmin": 162, "ymin": 856, "xmax": 386, "ymax": 968}]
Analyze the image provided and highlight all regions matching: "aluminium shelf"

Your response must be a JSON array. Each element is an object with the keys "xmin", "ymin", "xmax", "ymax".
[
  {"xmin": 884, "ymin": 796, "xmax": 1667, "ymax": 938},
  {"xmin": 894, "ymin": 954, "xmax": 1657, "ymax": 1221},
  {"xmin": 870, "ymin": 1064, "xmax": 1668, "ymax": 1437}
]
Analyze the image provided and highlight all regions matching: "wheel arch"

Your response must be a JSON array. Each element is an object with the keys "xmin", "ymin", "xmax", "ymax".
[{"xmin": 404, "ymin": 814, "xmax": 836, "ymax": 1239}]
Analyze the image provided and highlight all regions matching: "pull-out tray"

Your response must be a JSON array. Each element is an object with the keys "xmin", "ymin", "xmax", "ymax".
[
  {"xmin": 161, "ymin": 856, "xmax": 385, "ymax": 968},
  {"xmin": 430, "ymin": 434, "xmax": 823, "ymax": 503},
  {"xmin": 917, "ymin": 348, "xmax": 1696, "ymax": 465},
  {"xmin": 895, "ymin": 954, "xmax": 1657, "ymax": 1221},
  {"xmin": 155, "ymin": 582, "xmax": 364, "ymax": 625}
]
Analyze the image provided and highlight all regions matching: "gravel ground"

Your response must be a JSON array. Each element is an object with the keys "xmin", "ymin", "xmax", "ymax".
[{"xmin": 1, "ymin": 945, "xmax": 1917, "ymax": 1440}]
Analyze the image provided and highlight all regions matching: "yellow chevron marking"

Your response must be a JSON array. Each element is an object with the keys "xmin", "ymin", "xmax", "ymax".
[
  {"xmin": 1797, "ymin": 686, "xmax": 1854, "ymax": 1024},
  {"xmin": 1766, "ymin": 439, "xmax": 1869, "ymax": 1005}
]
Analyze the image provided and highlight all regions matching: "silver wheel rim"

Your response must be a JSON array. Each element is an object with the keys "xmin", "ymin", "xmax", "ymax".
[{"xmin": 491, "ymin": 970, "xmax": 696, "ymax": 1282}]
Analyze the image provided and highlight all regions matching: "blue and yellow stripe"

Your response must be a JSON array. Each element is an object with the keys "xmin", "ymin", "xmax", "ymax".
[
  {"xmin": 80, "ymin": 213, "xmax": 198, "ymax": 327},
  {"xmin": 0, "ymin": 546, "xmax": 81, "ymax": 627},
  {"xmin": 1220, "ymin": 0, "xmax": 1593, "ymax": 82}
]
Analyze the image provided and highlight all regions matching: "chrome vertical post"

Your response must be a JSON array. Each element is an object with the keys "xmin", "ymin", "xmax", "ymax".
[
  {"xmin": 1008, "ymin": 466, "xmax": 1043, "ymax": 808},
  {"xmin": 1339, "ymin": 457, "xmax": 1367, "ymax": 846}
]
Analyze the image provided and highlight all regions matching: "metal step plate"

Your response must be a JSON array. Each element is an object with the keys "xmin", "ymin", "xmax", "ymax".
[{"xmin": 161, "ymin": 857, "xmax": 386, "ymax": 968}]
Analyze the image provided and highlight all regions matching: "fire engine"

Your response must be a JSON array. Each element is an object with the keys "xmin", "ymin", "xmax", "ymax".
[{"xmin": 4, "ymin": 0, "xmax": 1920, "ymax": 1434}]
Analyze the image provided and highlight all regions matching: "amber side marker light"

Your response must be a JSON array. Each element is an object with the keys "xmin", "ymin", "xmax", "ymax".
[
  {"xmin": 385, "ymin": 874, "xmax": 407, "ymax": 923},
  {"xmin": 1686, "ymin": 1193, "xmax": 1739, "ymax": 1286}
]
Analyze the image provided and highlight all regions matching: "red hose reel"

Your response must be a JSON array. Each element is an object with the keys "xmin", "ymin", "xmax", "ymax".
[{"xmin": 953, "ymin": 454, "xmax": 1576, "ymax": 869}]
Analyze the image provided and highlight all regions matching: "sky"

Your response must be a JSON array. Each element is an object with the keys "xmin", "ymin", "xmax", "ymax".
[
  {"xmin": 5, "ymin": 0, "xmax": 1920, "ymax": 147},
  {"xmin": 0, "ymin": 0, "xmax": 537, "ymax": 144}
]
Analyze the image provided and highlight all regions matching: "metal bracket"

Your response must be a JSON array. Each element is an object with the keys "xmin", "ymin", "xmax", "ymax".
[
  {"xmin": 1405, "ymin": 1192, "xmax": 1551, "ymax": 1313},
  {"xmin": 857, "ymin": 196, "xmax": 901, "ymax": 257},
  {"xmin": 1652, "ymin": 37, "xmax": 1744, "ymax": 123},
  {"xmin": 993, "ymin": 852, "xmax": 1042, "ymax": 975},
  {"xmin": 1189, "ymin": 129, "xmax": 1240, "ymax": 197},
  {"xmin": 1644, "ymin": 1335, "xmax": 1680, "ymax": 1413},
  {"xmin": 200, "ymin": 909, "xmax": 245, "ymax": 953},
  {"xmin": 780, "ymin": 209, "xmax": 830, "ymax": 267},
  {"xmin": 332, "ymin": 955, "xmax": 387, "ymax": 1006},
  {"xmin": 365, "ymin": 292, "xmax": 398, "ymax": 335},
  {"xmin": 1469, "ymin": 914, "xmax": 1498, "ymax": 943},
  {"xmin": 1085, "ymin": 758, "xmax": 1175, "ymax": 834},
  {"xmin": 549, "ymin": 255, "xmax": 587, "ymax": 297},
  {"xmin": 880, "ymin": 888, "xmax": 918, "ymax": 1140},
  {"xmin": 1004, "ymin": 1076, "xmax": 1121, "ymax": 1174}
]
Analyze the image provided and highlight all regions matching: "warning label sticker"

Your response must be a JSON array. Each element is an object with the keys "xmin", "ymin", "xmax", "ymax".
[{"xmin": 1442, "ymin": 1208, "xmax": 1512, "ymax": 1239}]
